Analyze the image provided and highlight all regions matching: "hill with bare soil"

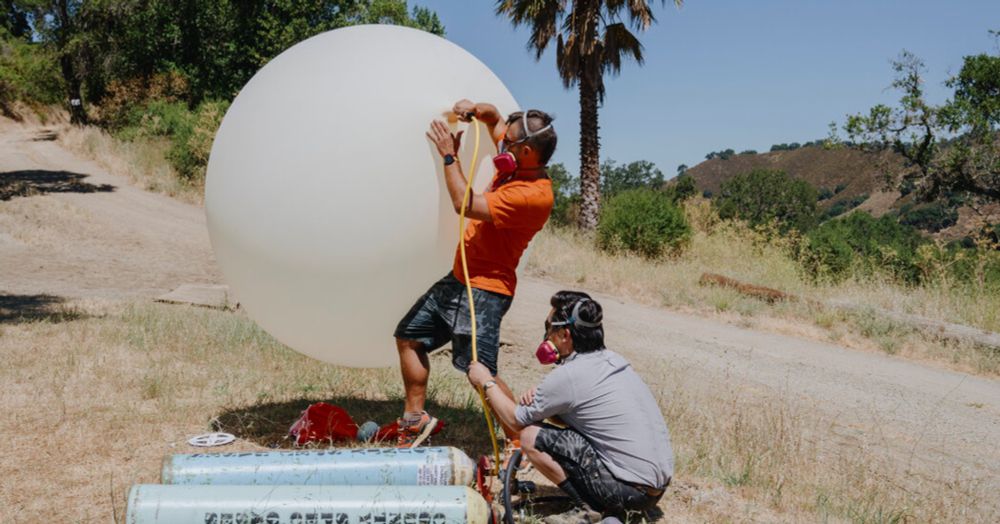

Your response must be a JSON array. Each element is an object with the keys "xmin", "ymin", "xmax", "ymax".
[{"xmin": 684, "ymin": 146, "xmax": 999, "ymax": 240}]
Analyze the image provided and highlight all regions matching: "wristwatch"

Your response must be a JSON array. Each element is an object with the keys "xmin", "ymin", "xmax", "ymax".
[
  {"xmin": 482, "ymin": 380, "xmax": 497, "ymax": 391},
  {"xmin": 443, "ymin": 154, "xmax": 457, "ymax": 166}
]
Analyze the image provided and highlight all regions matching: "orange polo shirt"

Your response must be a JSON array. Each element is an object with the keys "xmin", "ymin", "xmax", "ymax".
[{"xmin": 452, "ymin": 171, "xmax": 553, "ymax": 296}]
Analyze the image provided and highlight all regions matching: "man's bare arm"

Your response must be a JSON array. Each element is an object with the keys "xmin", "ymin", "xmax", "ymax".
[
  {"xmin": 454, "ymin": 99, "xmax": 507, "ymax": 146},
  {"xmin": 485, "ymin": 384, "xmax": 524, "ymax": 432},
  {"xmin": 443, "ymin": 161, "xmax": 492, "ymax": 221},
  {"xmin": 468, "ymin": 362, "xmax": 524, "ymax": 432},
  {"xmin": 427, "ymin": 119, "xmax": 493, "ymax": 221}
]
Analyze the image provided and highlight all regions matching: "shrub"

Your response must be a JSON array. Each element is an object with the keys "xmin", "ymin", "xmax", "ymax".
[
  {"xmin": 923, "ymin": 243, "xmax": 1000, "ymax": 290},
  {"xmin": 99, "ymin": 70, "xmax": 191, "ymax": 130},
  {"xmin": 114, "ymin": 99, "xmax": 193, "ymax": 140},
  {"xmin": 705, "ymin": 148, "xmax": 736, "ymax": 160},
  {"xmin": 100, "ymin": 93, "xmax": 227, "ymax": 187},
  {"xmin": 715, "ymin": 169, "xmax": 819, "ymax": 233},
  {"xmin": 668, "ymin": 174, "xmax": 697, "ymax": 203},
  {"xmin": 899, "ymin": 178, "xmax": 916, "ymax": 196},
  {"xmin": 919, "ymin": 227, "xmax": 1000, "ymax": 290},
  {"xmin": 547, "ymin": 163, "xmax": 579, "ymax": 226},
  {"xmin": 802, "ymin": 212, "xmax": 927, "ymax": 283},
  {"xmin": 0, "ymin": 33, "xmax": 64, "ymax": 111},
  {"xmin": 987, "ymin": 223, "xmax": 1000, "ymax": 244},
  {"xmin": 739, "ymin": 149, "xmax": 757, "ymax": 155},
  {"xmin": 769, "ymin": 142, "xmax": 802, "ymax": 152},
  {"xmin": 817, "ymin": 187, "xmax": 834, "ymax": 201},
  {"xmin": 822, "ymin": 193, "xmax": 869, "ymax": 219},
  {"xmin": 596, "ymin": 188, "xmax": 691, "ymax": 258},
  {"xmin": 0, "ymin": 76, "xmax": 15, "ymax": 118},
  {"xmin": 800, "ymin": 221, "xmax": 854, "ymax": 277},
  {"xmin": 601, "ymin": 159, "xmax": 664, "ymax": 197},
  {"xmin": 898, "ymin": 202, "xmax": 959, "ymax": 232},
  {"xmin": 167, "ymin": 99, "xmax": 229, "ymax": 183}
]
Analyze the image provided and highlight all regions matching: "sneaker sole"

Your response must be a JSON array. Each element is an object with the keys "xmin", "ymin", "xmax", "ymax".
[{"xmin": 407, "ymin": 417, "xmax": 439, "ymax": 448}]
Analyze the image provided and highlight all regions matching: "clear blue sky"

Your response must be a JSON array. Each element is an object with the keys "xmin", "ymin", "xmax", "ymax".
[{"xmin": 416, "ymin": 1, "xmax": 1000, "ymax": 179}]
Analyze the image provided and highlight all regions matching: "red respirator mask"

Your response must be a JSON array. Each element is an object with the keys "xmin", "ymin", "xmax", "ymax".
[
  {"xmin": 535, "ymin": 340, "xmax": 559, "ymax": 366},
  {"xmin": 493, "ymin": 150, "xmax": 518, "ymax": 175},
  {"xmin": 494, "ymin": 111, "xmax": 552, "ymax": 176}
]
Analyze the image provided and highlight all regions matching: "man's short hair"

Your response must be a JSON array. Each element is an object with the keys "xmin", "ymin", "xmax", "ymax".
[
  {"xmin": 507, "ymin": 109, "xmax": 557, "ymax": 165},
  {"xmin": 550, "ymin": 290, "xmax": 605, "ymax": 353}
]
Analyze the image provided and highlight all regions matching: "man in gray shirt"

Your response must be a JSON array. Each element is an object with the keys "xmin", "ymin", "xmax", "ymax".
[{"xmin": 467, "ymin": 291, "xmax": 673, "ymax": 522}]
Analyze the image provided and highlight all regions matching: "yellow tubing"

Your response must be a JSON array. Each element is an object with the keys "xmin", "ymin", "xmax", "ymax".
[{"xmin": 458, "ymin": 116, "xmax": 502, "ymax": 470}]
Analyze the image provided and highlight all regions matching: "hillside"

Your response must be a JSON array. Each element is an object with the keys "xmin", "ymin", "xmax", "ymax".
[{"xmin": 684, "ymin": 145, "xmax": 999, "ymax": 240}]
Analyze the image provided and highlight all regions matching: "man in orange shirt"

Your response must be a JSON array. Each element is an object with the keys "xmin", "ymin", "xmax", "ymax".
[{"xmin": 393, "ymin": 100, "xmax": 556, "ymax": 447}]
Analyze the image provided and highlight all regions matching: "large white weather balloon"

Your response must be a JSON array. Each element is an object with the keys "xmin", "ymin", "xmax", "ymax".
[{"xmin": 205, "ymin": 25, "xmax": 519, "ymax": 367}]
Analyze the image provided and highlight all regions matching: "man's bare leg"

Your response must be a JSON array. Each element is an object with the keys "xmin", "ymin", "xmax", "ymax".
[
  {"xmin": 396, "ymin": 337, "xmax": 430, "ymax": 414},
  {"xmin": 520, "ymin": 424, "xmax": 567, "ymax": 483},
  {"xmin": 520, "ymin": 425, "xmax": 595, "ymax": 512}
]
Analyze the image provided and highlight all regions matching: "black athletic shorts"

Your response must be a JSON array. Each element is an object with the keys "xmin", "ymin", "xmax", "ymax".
[
  {"xmin": 394, "ymin": 273, "xmax": 513, "ymax": 375},
  {"xmin": 535, "ymin": 426, "xmax": 668, "ymax": 514}
]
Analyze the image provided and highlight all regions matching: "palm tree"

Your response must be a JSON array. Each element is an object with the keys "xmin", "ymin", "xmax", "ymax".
[{"xmin": 497, "ymin": 0, "xmax": 680, "ymax": 230}]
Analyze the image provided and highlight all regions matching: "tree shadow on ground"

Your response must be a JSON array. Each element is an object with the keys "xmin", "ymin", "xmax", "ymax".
[
  {"xmin": 0, "ymin": 293, "xmax": 86, "ymax": 324},
  {"xmin": 1, "ymin": 169, "xmax": 115, "ymax": 201},
  {"xmin": 213, "ymin": 397, "xmax": 496, "ymax": 454}
]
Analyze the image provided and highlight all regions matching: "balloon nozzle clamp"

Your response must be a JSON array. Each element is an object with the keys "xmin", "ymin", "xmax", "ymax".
[{"xmin": 443, "ymin": 110, "xmax": 476, "ymax": 124}]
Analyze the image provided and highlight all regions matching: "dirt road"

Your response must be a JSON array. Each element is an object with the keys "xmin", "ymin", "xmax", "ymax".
[
  {"xmin": 0, "ymin": 120, "xmax": 219, "ymax": 301},
  {"xmin": 2, "ymin": 119, "xmax": 998, "ymax": 520}
]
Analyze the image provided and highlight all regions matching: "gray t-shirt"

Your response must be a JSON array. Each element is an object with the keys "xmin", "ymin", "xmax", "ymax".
[{"xmin": 515, "ymin": 349, "xmax": 674, "ymax": 488}]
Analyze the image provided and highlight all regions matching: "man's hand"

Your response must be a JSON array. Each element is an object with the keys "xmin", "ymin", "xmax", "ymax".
[
  {"xmin": 466, "ymin": 362, "xmax": 493, "ymax": 388},
  {"xmin": 426, "ymin": 120, "xmax": 463, "ymax": 159},
  {"xmin": 453, "ymin": 99, "xmax": 476, "ymax": 122},
  {"xmin": 520, "ymin": 387, "xmax": 537, "ymax": 406}
]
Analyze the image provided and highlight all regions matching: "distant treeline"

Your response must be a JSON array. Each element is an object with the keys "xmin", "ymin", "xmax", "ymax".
[
  {"xmin": 1, "ymin": 1, "xmax": 443, "ymax": 182},
  {"xmin": 703, "ymin": 139, "xmax": 841, "ymax": 160},
  {"xmin": 0, "ymin": 1, "xmax": 444, "ymax": 122}
]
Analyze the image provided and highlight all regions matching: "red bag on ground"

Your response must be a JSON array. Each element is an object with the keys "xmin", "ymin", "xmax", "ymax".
[{"xmin": 288, "ymin": 402, "xmax": 359, "ymax": 446}]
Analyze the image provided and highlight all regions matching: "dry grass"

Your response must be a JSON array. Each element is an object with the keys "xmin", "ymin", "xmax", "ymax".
[
  {"xmin": 525, "ymin": 198, "xmax": 1000, "ymax": 376},
  {"xmin": 6, "ymin": 121, "xmax": 995, "ymax": 522},
  {"xmin": 0, "ymin": 302, "xmax": 493, "ymax": 523},
  {"xmin": 1, "ymin": 301, "xmax": 994, "ymax": 523},
  {"xmin": 658, "ymin": 376, "xmax": 996, "ymax": 523},
  {"xmin": 56, "ymin": 125, "xmax": 204, "ymax": 204}
]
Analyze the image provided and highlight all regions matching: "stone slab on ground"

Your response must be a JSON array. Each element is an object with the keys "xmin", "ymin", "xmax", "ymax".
[{"xmin": 155, "ymin": 284, "xmax": 236, "ymax": 310}]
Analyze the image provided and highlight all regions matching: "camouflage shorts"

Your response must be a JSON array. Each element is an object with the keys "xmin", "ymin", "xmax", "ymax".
[
  {"xmin": 394, "ymin": 273, "xmax": 512, "ymax": 375},
  {"xmin": 536, "ymin": 426, "xmax": 667, "ymax": 514}
]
